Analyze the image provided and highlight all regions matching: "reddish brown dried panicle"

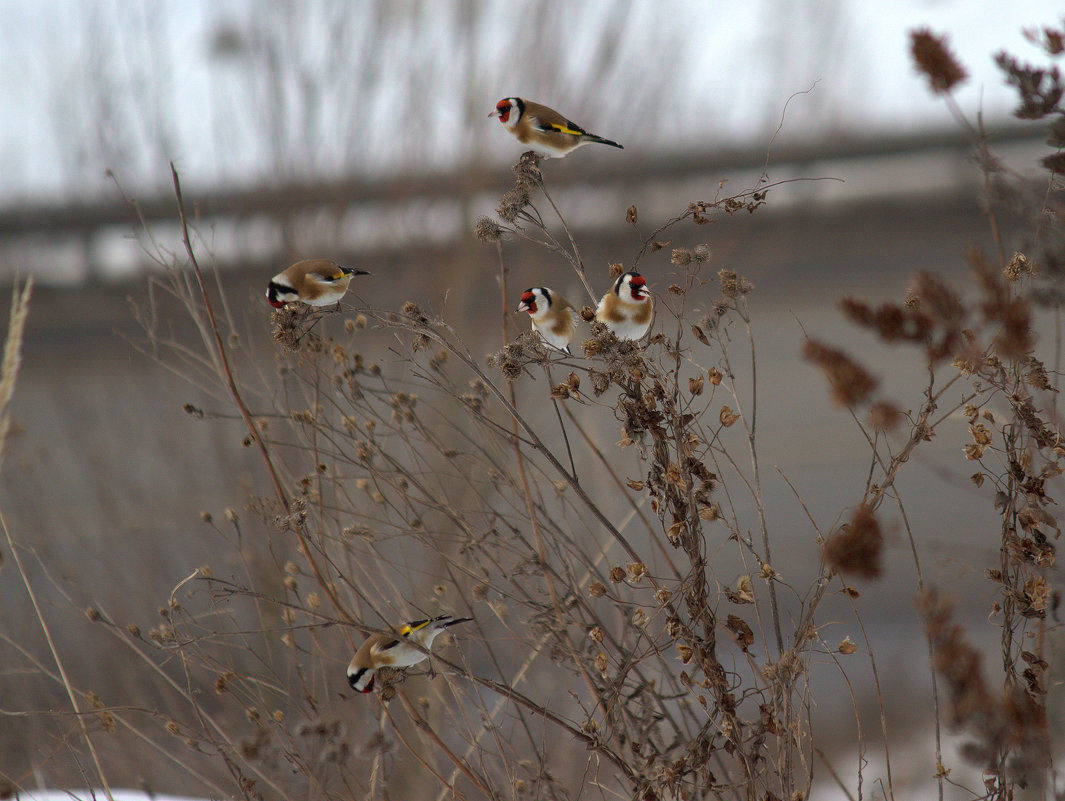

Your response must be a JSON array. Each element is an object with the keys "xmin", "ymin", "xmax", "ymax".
[
  {"xmin": 1024, "ymin": 23, "xmax": 1065, "ymax": 56},
  {"xmin": 869, "ymin": 401, "xmax": 904, "ymax": 431},
  {"xmin": 803, "ymin": 340, "xmax": 879, "ymax": 407},
  {"xmin": 911, "ymin": 29, "xmax": 968, "ymax": 94},
  {"xmin": 994, "ymin": 50, "xmax": 1064, "ymax": 119},
  {"xmin": 824, "ymin": 504, "xmax": 883, "ymax": 579},
  {"xmin": 839, "ymin": 297, "xmax": 934, "ymax": 345}
]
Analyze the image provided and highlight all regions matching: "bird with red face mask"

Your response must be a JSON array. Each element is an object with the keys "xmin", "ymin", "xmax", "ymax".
[
  {"xmin": 490, "ymin": 97, "xmax": 623, "ymax": 158},
  {"xmin": 516, "ymin": 286, "xmax": 577, "ymax": 354},
  {"xmin": 596, "ymin": 271, "xmax": 653, "ymax": 341}
]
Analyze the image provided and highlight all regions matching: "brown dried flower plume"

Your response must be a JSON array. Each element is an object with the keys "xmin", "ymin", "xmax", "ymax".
[
  {"xmin": 911, "ymin": 29, "xmax": 968, "ymax": 94},
  {"xmin": 824, "ymin": 504, "xmax": 883, "ymax": 579},
  {"xmin": 803, "ymin": 340, "xmax": 879, "ymax": 407}
]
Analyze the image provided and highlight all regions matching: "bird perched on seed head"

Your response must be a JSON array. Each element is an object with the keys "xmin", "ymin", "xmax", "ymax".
[
  {"xmin": 490, "ymin": 98, "xmax": 623, "ymax": 158},
  {"xmin": 517, "ymin": 286, "xmax": 577, "ymax": 354},
  {"xmin": 596, "ymin": 272, "xmax": 653, "ymax": 340},
  {"xmin": 346, "ymin": 615, "xmax": 473, "ymax": 693},
  {"xmin": 266, "ymin": 259, "xmax": 369, "ymax": 309}
]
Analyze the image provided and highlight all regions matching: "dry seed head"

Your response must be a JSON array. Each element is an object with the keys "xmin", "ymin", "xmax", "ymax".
[
  {"xmin": 1024, "ymin": 576, "xmax": 1051, "ymax": 614},
  {"xmin": 588, "ymin": 581, "xmax": 607, "ymax": 597},
  {"xmin": 200, "ymin": 510, "xmax": 212, "ymax": 523},
  {"xmin": 655, "ymin": 588, "xmax": 672, "ymax": 603},
  {"xmin": 215, "ymin": 671, "xmax": 235, "ymax": 693},
  {"xmin": 838, "ymin": 637, "xmax": 858, "ymax": 655},
  {"xmin": 671, "ymin": 249, "xmax": 692, "ymax": 266},
  {"xmin": 474, "ymin": 215, "xmax": 504, "ymax": 242},
  {"xmin": 689, "ymin": 376, "xmax": 704, "ymax": 396},
  {"xmin": 224, "ymin": 508, "xmax": 239, "ymax": 523},
  {"xmin": 632, "ymin": 609, "xmax": 650, "ymax": 627},
  {"xmin": 497, "ymin": 184, "xmax": 531, "ymax": 222},
  {"xmin": 719, "ymin": 406, "xmax": 739, "ymax": 427},
  {"xmin": 676, "ymin": 644, "xmax": 694, "ymax": 664},
  {"xmin": 594, "ymin": 652, "xmax": 609, "ymax": 673},
  {"xmin": 693, "ymin": 244, "xmax": 712, "ymax": 263},
  {"xmin": 667, "ymin": 521, "xmax": 685, "ymax": 543},
  {"xmin": 86, "ymin": 607, "xmax": 101, "ymax": 622},
  {"xmin": 869, "ymin": 401, "xmax": 903, "ymax": 431},
  {"xmin": 581, "ymin": 338, "xmax": 603, "ymax": 357},
  {"xmin": 824, "ymin": 504, "xmax": 883, "ymax": 579},
  {"xmin": 734, "ymin": 575, "xmax": 756, "ymax": 603},
  {"xmin": 589, "ymin": 626, "xmax": 605, "ymax": 643},
  {"xmin": 401, "ymin": 301, "xmax": 427, "ymax": 322},
  {"xmin": 708, "ymin": 367, "xmax": 723, "ymax": 385},
  {"xmin": 910, "ymin": 29, "xmax": 968, "ymax": 93},
  {"xmin": 718, "ymin": 268, "xmax": 753, "ymax": 297},
  {"xmin": 1004, "ymin": 251, "xmax": 1033, "ymax": 280},
  {"xmin": 626, "ymin": 562, "xmax": 648, "ymax": 582},
  {"xmin": 283, "ymin": 576, "xmax": 297, "ymax": 590},
  {"xmin": 590, "ymin": 370, "xmax": 610, "ymax": 395},
  {"xmin": 609, "ymin": 566, "xmax": 626, "ymax": 583},
  {"xmin": 803, "ymin": 340, "xmax": 879, "ymax": 407},
  {"xmin": 609, "ymin": 263, "xmax": 625, "ymax": 278}
]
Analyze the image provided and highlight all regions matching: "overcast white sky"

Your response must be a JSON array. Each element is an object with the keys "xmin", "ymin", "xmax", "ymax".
[{"xmin": 1, "ymin": 0, "xmax": 1061, "ymax": 203}]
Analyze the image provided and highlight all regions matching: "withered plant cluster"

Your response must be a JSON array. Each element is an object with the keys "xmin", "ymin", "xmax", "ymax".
[{"xmin": 6, "ymin": 21, "xmax": 1065, "ymax": 801}]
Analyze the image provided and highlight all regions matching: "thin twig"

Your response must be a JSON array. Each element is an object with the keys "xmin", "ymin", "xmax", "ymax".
[{"xmin": 169, "ymin": 163, "xmax": 354, "ymax": 625}]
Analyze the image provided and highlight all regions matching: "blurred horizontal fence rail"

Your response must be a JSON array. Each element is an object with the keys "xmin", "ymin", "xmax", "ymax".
[{"xmin": 0, "ymin": 125, "xmax": 1048, "ymax": 287}]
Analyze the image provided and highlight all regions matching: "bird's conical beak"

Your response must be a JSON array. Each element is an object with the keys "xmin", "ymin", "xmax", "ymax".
[
  {"xmin": 489, "ymin": 110, "xmax": 500, "ymax": 118},
  {"xmin": 516, "ymin": 301, "xmax": 530, "ymax": 313}
]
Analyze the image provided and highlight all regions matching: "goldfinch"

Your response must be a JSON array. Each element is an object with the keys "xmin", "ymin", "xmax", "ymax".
[
  {"xmin": 346, "ymin": 615, "xmax": 473, "ymax": 693},
  {"xmin": 266, "ymin": 259, "xmax": 369, "ymax": 309},
  {"xmin": 490, "ymin": 98, "xmax": 623, "ymax": 158},
  {"xmin": 517, "ymin": 286, "xmax": 577, "ymax": 354},
  {"xmin": 596, "ymin": 272, "xmax": 653, "ymax": 340}
]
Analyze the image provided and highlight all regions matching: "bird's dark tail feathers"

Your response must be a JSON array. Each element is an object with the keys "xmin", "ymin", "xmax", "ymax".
[
  {"xmin": 587, "ymin": 134, "xmax": 624, "ymax": 149},
  {"xmin": 441, "ymin": 616, "xmax": 474, "ymax": 627}
]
